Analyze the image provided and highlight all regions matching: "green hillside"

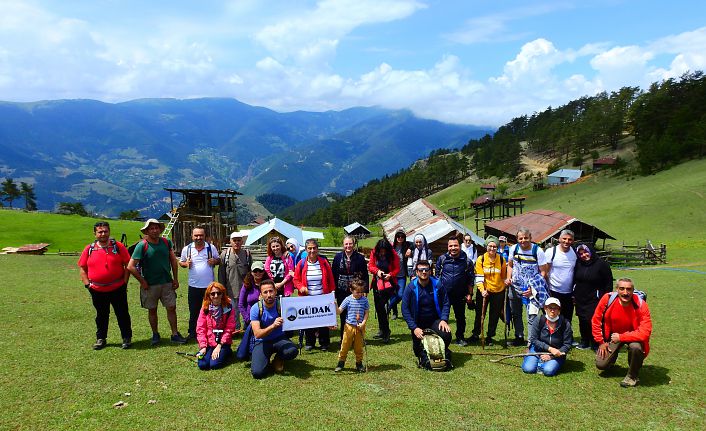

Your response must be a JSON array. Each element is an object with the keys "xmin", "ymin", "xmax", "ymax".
[
  {"xmin": 427, "ymin": 158, "xmax": 706, "ymax": 265},
  {"xmin": 0, "ymin": 210, "xmax": 143, "ymax": 252}
]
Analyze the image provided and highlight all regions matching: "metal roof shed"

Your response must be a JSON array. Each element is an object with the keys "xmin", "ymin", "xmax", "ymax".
[
  {"xmin": 484, "ymin": 209, "xmax": 615, "ymax": 247},
  {"xmin": 547, "ymin": 169, "xmax": 583, "ymax": 185},
  {"xmin": 344, "ymin": 222, "xmax": 371, "ymax": 238}
]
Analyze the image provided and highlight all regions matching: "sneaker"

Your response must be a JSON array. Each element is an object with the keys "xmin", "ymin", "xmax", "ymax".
[
  {"xmin": 620, "ymin": 376, "xmax": 639, "ymax": 387},
  {"xmin": 382, "ymin": 334, "xmax": 391, "ymax": 344},
  {"xmin": 170, "ymin": 332, "xmax": 187, "ymax": 344},
  {"xmin": 186, "ymin": 333, "xmax": 196, "ymax": 342},
  {"xmin": 151, "ymin": 333, "xmax": 161, "ymax": 346},
  {"xmin": 576, "ymin": 343, "xmax": 591, "ymax": 350},
  {"xmin": 334, "ymin": 361, "xmax": 345, "ymax": 372},
  {"xmin": 485, "ymin": 337, "xmax": 495, "ymax": 346},
  {"xmin": 305, "ymin": 345, "xmax": 315, "ymax": 351},
  {"xmin": 467, "ymin": 335, "xmax": 480, "ymax": 343},
  {"xmin": 121, "ymin": 338, "xmax": 132, "ymax": 349},
  {"xmin": 320, "ymin": 345, "xmax": 329, "ymax": 352},
  {"xmin": 571, "ymin": 340, "xmax": 579, "ymax": 347},
  {"xmin": 93, "ymin": 339, "xmax": 106, "ymax": 350},
  {"xmin": 511, "ymin": 337, "xmax": 526, "ymax": 347},
  {"xmin": 456, "ymin": 339, "xmax": 469, "ymax": 347},
  {"xmin": 272, "ymin": 357, "xmax": 285, "ymax": 374},
  {"xmin": 356, "ymin": 362, "xmax": 366, "ymax": 373}
]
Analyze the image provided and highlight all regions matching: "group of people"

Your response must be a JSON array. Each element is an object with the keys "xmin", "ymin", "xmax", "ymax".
[{"xmin": 78, "ymin": 221, "xmax": 652, "ymax": 386}]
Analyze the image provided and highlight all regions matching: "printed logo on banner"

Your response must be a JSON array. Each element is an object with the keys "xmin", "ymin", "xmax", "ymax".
[
  {"xmin": 280, "ymin": 293, "xmax": 337, "ymax": 331},
  {"xmin": 286, "ymin": 307, "xmax": 298, "ymax": 322}
]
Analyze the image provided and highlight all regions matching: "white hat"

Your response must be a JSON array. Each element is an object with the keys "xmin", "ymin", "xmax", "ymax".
[
  {"xmin": 140, "ymin": 218, "xmax": 165, "ymax": 234},
  {"xmin": 230, "ymin": 231, "xmax": 244, "ymax": 239},
  {"xmin": 544, "ymin": 297, "xmax": 561, "ymax": 308}
]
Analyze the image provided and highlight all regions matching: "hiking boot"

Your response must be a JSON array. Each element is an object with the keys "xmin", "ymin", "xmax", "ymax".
[
  {"xmin": 456, "ymin": 338, "xmax": 469, "ymax": 347},
  {"xmin": 382, "ymin": 334, "xmax": 391, "ymax": 344},
  {"xmin": 620, "ymin": 375, "xmax": 639, "ymax": 388},
  {"xmin": 356, "ymin": 362, "xmax": 366, "ymax": 373},
  {"xmin": 151, "ymin": 333, "xmax": 161, "ymax": 346},
  {"xmin": 320, "ymin": 345, "xmax": 329, "ymax": 352},
  {"xmin": 467, "ymin": 335, "xmax": 480, "ymax": 344},
  {"xmin": 272, "ymin": 357, "xmax": 285, "ymax": 374},
  {"xmin": 334, "ymin": 361, "xmax": 345, "ymax": 372},
  {"xmin": 170, "ymin": 332, "xmax": 187, "ymax": 344},
  {"xmin": 485, "ymin": 337, "xmax": 495, "ymax": 346},
  {"xmin": 93, "ymin": 339, "xmax": 106, "ymax": 350},
  {"xmin": 121, "ymin": 338, "xmax": 132, "ymax": 349}
]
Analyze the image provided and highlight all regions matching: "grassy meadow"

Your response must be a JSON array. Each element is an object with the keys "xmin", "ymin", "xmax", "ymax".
[{"xmin": 1, "ymin": 160, "xmax": 705, "ymax": 429}]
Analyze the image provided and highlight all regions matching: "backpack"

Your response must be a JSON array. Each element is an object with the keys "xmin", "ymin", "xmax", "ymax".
[
  {"xmin": 420, "ymin": 329, "xmax": 452, "ymax": 371},
  {"xmin": 511, "ymin": 243, "xmax": 539, "ymax": 263},
  {"xmin": 88, "ymin": 238, "xmax": 119, "ymax": 256},
  {"xmin": 600, "ymin": 291, "xmax": 647, "ymax": 342},
  {"xmin": 224, "ymin": 247, "xmax": 252, "ymax": 271},
  {"xmin": 548, "ymin": 244, "xmax": 577, "ymax": 264},
  {"xmin": 187, "ymin": 241, "xmax": 213, "ymax": 260},
  {"xmin": 130, "ymin": 237, "xmax": 170, "ymax": 276},
  {"xmin": 236, "ymin": 297, "xmax": 281, "ymax": 361}
]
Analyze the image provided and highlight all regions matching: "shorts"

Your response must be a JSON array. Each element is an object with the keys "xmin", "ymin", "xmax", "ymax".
[{"xmin": 140, "ymin": 282, "xmax": 177, "ymax": 309}]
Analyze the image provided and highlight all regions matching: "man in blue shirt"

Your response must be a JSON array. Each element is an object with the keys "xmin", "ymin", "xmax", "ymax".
[
  {"xmin": 250, "ymin": 280, "xmax": 299, "ymax": 379},
  {"xmin": 402, "ymin": 261, "xmax": 452, "ymax": 366}
]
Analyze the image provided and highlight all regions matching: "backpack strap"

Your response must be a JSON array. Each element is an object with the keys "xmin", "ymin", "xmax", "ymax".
[{"xmin": 600, "ymin": 292, "xmax": 620, "ymax": 342}]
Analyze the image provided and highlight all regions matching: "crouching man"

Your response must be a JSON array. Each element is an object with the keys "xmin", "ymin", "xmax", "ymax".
[
  {"xmin": 250, "ymin": 280, "xmax": 298, "ymax": 379},
  {"xmin": 401, "ymin": 260, "xmax": 452, "ymax": 367},
  {"xmin": 592, "ymin": 278, "xmax": 652, "ymax": 387}
]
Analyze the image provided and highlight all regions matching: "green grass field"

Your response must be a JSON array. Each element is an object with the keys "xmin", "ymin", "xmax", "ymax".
[
  {"xmin": 1, "ymin": 160, "xmax": 705, "ymax": 429},
  {"xmin": 0, "ymin": 255, "xmax": 704, "ymax": 430}
]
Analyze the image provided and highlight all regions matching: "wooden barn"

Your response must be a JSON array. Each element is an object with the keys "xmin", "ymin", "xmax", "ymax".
[
  {"xmin": 484, "ymin": 209, "xmax": 615, "ymax": 248},
  {"xmin": 382, "ymin": 198, "xmax": 484, "ymax": 258},
  {"xmin": 163, "ymin": 188, "xmax": 241, "ymax": 250},
  {"xmin": 344, "ymin": 222, "xmax": 371, "ymax": 239}
]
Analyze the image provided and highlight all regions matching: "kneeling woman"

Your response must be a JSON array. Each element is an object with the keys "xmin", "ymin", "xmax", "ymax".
[
  {"xmin": 522, "ymin": 297, "xmax": 572, "ymax": 377},
  {"xmin": 196, "ymin": 282, "xmax": 236, "ymax": 370}
]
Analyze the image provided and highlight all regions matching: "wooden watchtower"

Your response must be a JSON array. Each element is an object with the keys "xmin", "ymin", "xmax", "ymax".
[{"xmin": 162, "ymin": 188, "xmax": 242, "ymax": 250}]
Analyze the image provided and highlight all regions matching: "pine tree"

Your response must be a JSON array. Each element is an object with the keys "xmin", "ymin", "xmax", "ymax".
[
  {"xmin": 20, "ymin": 182, "xmax": 37, "ymax": 211},
  {"xmin": 1, "ymin": 178, "xmax": 21, "ymax": 208}
]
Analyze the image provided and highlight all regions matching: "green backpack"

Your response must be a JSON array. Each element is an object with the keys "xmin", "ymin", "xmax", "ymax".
[{"xmin": 420, "ymin": 329, "xmax": 452, "ymax": 371}]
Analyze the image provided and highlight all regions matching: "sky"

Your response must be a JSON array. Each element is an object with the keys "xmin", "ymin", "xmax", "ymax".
[{"xmin": 1, "ymin": 0, "xmax": 705, "ymax": 127}]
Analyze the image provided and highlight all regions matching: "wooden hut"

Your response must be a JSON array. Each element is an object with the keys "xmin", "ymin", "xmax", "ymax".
[
  {"xmin": 344, "ymin": 222, "xmax": 371, "ymax": 239},
  {"xmin": 163, "ymin": 188, "xmax": 242, "ymax": 250}
]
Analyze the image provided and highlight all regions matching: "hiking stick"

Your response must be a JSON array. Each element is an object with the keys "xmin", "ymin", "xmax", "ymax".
[
  {"xmin": 176, "ymin": 351, "xmax": 200, "ymax": 363},
  {"xmin": 480, "ymin": 295, "xmax": 488, "ymax": 350},
  {"xmin": 489, "ymin": 352, "xmax": 553, "ymax": 363},
  {"xmin": 503, "ymin": 288, "xmax": 509, "ymax": 349}
]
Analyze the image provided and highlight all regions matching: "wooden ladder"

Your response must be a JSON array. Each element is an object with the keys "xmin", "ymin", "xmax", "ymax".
[{"xmin": 162, "ymin": 212, "xmax": 179, "ymax": 238}]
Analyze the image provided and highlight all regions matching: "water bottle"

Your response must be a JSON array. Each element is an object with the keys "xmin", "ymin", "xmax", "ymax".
[{"xmin": 521, "ymin": 286, "xmax": 530, "ymax": 305}]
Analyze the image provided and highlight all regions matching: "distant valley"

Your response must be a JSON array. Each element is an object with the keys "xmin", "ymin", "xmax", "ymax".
[{"xmin": 0, "ymin": 98, "xmax": 490, "ymax": 218}]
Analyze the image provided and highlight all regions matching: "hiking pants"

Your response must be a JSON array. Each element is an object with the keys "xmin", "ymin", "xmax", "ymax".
[
  {"xmin": 373, "ymin": 286, "xmax": 393, "ymax": 337},
  {"xmin": 251, "ymin": 338, "xmax": 298, "ymax": 379},
  {"xmin": 90, "ymin": 283, "xmax": 132, "ymax": 340},
  {"xmin": 448, "ymin": 289, "xmax": 468, "ymax": 341},
  {"xmin": 595, "ymin": 341, "xmax": 645, "ymax": 379},
  {"xmin": 508, "ymin": 288, "xmax": 525, "ymax": 339},
  {"xmin": 197, "ymin": 344, "xmax": 232, "ymax": 370},
  {"xmin": 188, "ymin": 286, "xmax": 207, "ymax": 337},
  {"xmin": 471, "ymin": 290, "xmax": 504, "ymax": 339}
]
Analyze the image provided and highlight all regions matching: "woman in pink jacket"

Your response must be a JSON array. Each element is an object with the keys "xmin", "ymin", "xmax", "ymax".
[
  {"xmin": 196, "ymin": 282, "xmax": 236, "ymax": 370},
  {"xmin": 264, "ymin": 236, "xmax": 295, "ymax": 297}
]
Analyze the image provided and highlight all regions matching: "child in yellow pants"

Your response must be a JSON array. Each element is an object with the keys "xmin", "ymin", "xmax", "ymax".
[{"xmin": 335, "ymin": 279, "xmax": 369, "ymax": 372}]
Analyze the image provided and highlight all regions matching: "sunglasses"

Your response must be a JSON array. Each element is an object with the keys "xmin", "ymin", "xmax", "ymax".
[
  {"xmin": 209, "ymin": 291, "xmax": 222, "ymax": 297},
  {"xmin": 253, "ymin": 269, "xmax": 264, "ymax": 273},
  {"xmin": 417, "ymin": 268, "xmax": 431, "ymax": 273}
]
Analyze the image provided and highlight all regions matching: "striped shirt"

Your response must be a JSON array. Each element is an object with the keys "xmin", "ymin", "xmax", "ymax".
[
  {"xmin": 340, "ymin": 295, "xmax": 369, "ymax": 325},
  {"xmin": 306, "ymin": 261, "xmax": 324, "ymax": 295}
]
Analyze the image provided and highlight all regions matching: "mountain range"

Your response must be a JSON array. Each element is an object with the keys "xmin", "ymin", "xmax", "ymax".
[{"xmin": 0, "ymin": 98, "xmax": 491, "ymax": 218}]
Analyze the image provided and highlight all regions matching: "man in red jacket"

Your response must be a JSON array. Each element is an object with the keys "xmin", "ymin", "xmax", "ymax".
[{"xmin": 592, "ymin": 278, "xmax": 652, "ymax": 387}]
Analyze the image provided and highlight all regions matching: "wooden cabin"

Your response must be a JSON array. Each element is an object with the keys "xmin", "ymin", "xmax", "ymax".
[{"xmin": 163, "ymin": 188, "xmax": 242, "ymax": 250}]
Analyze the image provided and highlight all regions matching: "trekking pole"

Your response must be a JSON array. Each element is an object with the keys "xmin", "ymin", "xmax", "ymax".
[
  {"xmin": 176, "ymin": 351, "xmax": 201, "ymax": 363},
  {"xmin": 488, "ymin": 352, "xmax": 552, "ymax": 363},
  {"xmin": 480, "ymin": 295, "xmax": 488, "ymax": 350}
]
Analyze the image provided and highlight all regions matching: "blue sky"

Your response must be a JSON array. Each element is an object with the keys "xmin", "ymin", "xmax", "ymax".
[{"xmin": 1, "ymin": 0, "xmax": 705, "ymax": 126}]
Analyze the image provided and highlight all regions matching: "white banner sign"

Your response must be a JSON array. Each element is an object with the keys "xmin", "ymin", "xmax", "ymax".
[{"xmin": 281, "ymin": 293, "xmax": 337, "ymax": 331}]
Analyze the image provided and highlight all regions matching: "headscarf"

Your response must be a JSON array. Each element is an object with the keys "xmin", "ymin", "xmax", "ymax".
[
  {"xmin": 576, "ymin": 243, "xmax": 596, "ymax": 265},
  {"xmin": 412, "ymin": 233, "xmax": 431, "ymax": 269},
  {"xmin": 485, "ymin": 235, "xmax": 499, "ymax": 248},
  {"xmin": 286, "ymin": 238, "xmax": 301, "ymax": 260}
]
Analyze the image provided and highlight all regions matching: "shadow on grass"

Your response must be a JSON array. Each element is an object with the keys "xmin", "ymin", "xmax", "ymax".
[
  {"xmin": 598, "ymin": 364, "xmax": 671, "ymax": 387},
  {"xmin": 561, "ymin": 359, "xmax": 586, "ymax": 374}
]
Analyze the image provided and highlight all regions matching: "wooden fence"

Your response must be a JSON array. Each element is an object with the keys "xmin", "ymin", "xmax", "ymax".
[{"xmin": 600, "ymin": 240, "xmax": 667, "ymax": 266}]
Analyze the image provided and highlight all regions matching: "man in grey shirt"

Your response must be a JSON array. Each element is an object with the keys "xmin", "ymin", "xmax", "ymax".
[{"xmin": 218, "ymin": 231, "xmax": 252, "ymax": 330}]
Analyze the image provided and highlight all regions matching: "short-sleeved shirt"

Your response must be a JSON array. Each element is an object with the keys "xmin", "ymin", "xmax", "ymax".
[
  {"xmin": 250, "ymin": 302, "xmax": 284, "ymax": 342},
  {"xmin": 269, "ymin": 256, "xmax": 285, "ymax": 283},
  {"xmin": 180, "ymin": 242, "xmax": 219, "ymax": 288},
  {"xmin": 306, "ymin": 261, "xmax": 323, "ymax": 295},
  {"xmin": 547, "ymin": 247, "xmax": 577, "ymax": 294},
  {"xmin": 340, "ymin": 295, "xmax": 369, "ymax": 325},
  {"xmin": 508, "ymin": 244, "xmax": 547, "ymax": 267},
  {"xmin": 78, "ymin": 241, "xmax": 130, "ymax": 292},
  {"xmin": 131, "ymin": 238, "xmax": 174, "ymax": 286}
]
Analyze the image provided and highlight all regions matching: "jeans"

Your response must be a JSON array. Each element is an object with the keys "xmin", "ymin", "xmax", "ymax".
[
  {"xmin": 89, "ymin": 284, "xmax": 132, "ymax": 340},
  {"xmin": 522, "ymin": 345, "xmax": 565, "ymax": 377},
  {"xmin": 507, "ymin": 288, "xmax": 525, "ymax": 339},
  {"xmin": 251, "ymin": 338, "xmax": 298, "ymax": 379},
  {"xmin": 197, "ymin": 344, "xmax": 232, "ymax": 370},
  {"xmin": 188, "ymin": 286, "xmax": 207, "ymax": 337},
  {"xmin": 388, "ymin": 276, "xmax": 407, "ymax": 311}
]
